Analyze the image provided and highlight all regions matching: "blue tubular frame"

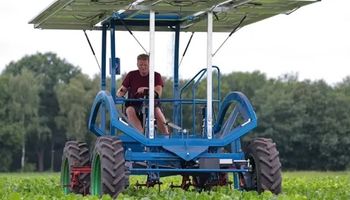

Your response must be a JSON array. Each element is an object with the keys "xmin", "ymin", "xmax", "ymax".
[
  {"xmin": 87, "ymin": 13, "xmax": 257, "ymax": 179},
  {"xmin": 214, "ymin": 92, "xmax": 257, "ymax": 134},
  {"xmin": 173, "ymin": 25, "xmax": 181, "ymax": 130},
  {"xmin": 179, "ymin": 66, "xmax": 221, "ymax": 132},
  {"xmin": 125, "ymin": 152, "xmax": 245, "ymax": 161},
  {"xmin": 110, "ymin": 20, "xmax": 117, "ymax": 136},
  {"xmin": 101, "ymin": 25, "xmax": 107, "ymax": 90},
  {"xmin": 130, "ymin": 168, "xmax": 248, "ymax": 173},
  {"xmin": 88, "ymin": 90, "xmax": 256, "ymax": 161},
  {"xmin": 99, "ymin": 24, "xmax": 107, "ymax": 133},
  {"xmin": 110, "ymin": 20, "xmax": 116, "ymax": 103}
]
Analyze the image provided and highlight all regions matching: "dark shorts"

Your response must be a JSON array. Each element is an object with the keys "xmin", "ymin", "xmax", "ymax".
[{"xmin": 126, "ymin": 100, "xmax": 162, "ymax": 123}]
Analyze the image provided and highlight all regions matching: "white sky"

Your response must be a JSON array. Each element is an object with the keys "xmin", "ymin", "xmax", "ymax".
[{"xmin": 1, "ymin": 0, "xmax": 349, "ymax": 84}]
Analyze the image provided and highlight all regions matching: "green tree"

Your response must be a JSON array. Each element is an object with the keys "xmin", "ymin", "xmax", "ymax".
[
  {"xmin": 3, "ymin": 52, "xmax": 81, "ymax": 171},
  {"xmin": 252, "ymin": 76, "xmax": 350, "ymax": 170},
  {"xmin": 0, "ymin": 75, "xmax": 21, "ymax": 171},
  {"xmin": 0, "ymin": 69, "xmax": 41, "ymax": 171},
  {"xmin": 55, "ymin": 74, "xmax": 99, "ymax": 141},
  {"xmin": 7, "ymin": 69, "xmax": 41, "ymax": 171}
]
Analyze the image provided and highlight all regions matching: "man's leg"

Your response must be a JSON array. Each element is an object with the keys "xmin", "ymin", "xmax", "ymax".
[
  {"xmin": 126, "ymin": 106, "xmax": 144, "ymax": 133},
  {"xmin": 155, "ymin": 107, "xmax": 169, "ymax": 135}
]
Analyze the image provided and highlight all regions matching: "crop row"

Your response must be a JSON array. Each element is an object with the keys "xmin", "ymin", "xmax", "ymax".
[{"xmin": 0, "ymin": 172, "xmax": 349, "ymax": 200}]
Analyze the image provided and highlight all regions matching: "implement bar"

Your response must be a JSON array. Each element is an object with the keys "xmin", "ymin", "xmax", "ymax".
[{"xmin": 130, "ymin": 168, "xmax": 249, "ymax": 173}]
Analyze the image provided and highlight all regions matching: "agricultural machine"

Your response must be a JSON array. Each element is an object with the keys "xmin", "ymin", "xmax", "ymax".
[{"xmin": 30, "ymin": 0, "xmax": 319, "ymax": 198}]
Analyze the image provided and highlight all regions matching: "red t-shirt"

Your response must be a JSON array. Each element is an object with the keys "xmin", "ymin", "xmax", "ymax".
[{"xmin": 122, "ymin": 70, "xmax": 164, "ymax": 99}]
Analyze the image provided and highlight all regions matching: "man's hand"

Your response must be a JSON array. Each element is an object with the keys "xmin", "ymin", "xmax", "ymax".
[{"xmin": 136, "ymin": 87, "xmax": 148, "ymax": 94}]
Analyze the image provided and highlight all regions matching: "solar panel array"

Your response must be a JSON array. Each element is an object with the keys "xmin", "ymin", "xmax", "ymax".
[{"xmin": 29, "ymin": 0, "xmax": 318, "ymax": 32}]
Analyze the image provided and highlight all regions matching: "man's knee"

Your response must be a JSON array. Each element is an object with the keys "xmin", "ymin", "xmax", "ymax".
[
  {"xmin": 126, "ymin": 106, "xmax": 134, "ymax": 113},
  {"xmin": 126, "ymin": 106, "xmax": 136, "ymax": 116},
  {"xmin": 155, "ymin": 107, "xmax": 162, "ymax": 113},
  {"xmin": 155, "ymin": 107, "xmax": 164, "ymax": 118}
]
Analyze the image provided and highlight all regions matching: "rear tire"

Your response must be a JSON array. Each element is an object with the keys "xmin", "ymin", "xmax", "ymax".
[
  {"xmin": 91, "ymin": 136, "xmax": 126, "ymax": 198},
  {"xmin": 242, "ymin": 138, "xmax": 282, "ymax": 194},
  {"xmin": 61, "ymin": 141, "xmax": 90, "ymax": 194}
]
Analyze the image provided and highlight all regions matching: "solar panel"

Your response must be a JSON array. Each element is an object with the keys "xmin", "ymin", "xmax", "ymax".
[{"xmin": 29, "ymin": 0, "xmax": 319, "ymax": 32}]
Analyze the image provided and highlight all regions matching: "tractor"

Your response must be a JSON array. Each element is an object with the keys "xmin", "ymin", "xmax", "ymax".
[{"xmin": 30, "ymin": 0, "xmax": 319, "ymax": 198}]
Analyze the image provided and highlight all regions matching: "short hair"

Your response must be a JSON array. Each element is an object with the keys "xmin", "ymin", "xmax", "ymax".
[{"xmin": 137, "ymin": 54, "xmax": 149, "ymax": 61}]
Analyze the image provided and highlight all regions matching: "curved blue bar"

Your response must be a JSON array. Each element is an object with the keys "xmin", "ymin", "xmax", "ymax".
[
  {"xmin": 214, "ymin": 91, "xmax": 257, "ymax": 133},
  {"xmin": 88, "ymin": 91, "xmax": 148, "ymax": 144},
  {"xmin": 88, "ymin": 91, "xmax": 257, "ymax": 149}
]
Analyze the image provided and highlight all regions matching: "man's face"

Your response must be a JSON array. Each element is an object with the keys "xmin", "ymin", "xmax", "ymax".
[{"xmin": 137, "ymin": 59, "xmax": 149, "ymax": 76}]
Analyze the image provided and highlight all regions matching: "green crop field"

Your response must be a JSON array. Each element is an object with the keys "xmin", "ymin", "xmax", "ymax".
[{"xmin": 0, "ymin": 171, "xmax": 349, "ymax": 200}]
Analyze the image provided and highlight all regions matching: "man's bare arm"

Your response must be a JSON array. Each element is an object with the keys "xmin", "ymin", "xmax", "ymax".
[
  {"xmin": 155, "ymin": 85, "xmax": 163, "ymax": 97},
  {"xmin": 117, "ymin": 85, "xmax": 127, "ymax": 97}
]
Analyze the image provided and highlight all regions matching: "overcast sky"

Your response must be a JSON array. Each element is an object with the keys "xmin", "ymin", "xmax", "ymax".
[{"xmin": 1, "ymin": 0, "xmax": 349, "ymax": 84}]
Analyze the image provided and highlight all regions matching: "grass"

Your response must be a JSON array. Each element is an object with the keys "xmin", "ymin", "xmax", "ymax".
[{"xmin": 0, "ymin": 171, "xmax": 349, "ymax": 200}]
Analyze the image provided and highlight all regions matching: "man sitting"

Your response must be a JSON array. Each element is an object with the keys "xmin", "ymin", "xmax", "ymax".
[{"xmin": 116, "ymin": 54, "xmax": 169, "ymax": 135}]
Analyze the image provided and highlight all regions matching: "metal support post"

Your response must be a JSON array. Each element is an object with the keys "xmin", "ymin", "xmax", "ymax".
[
  {"xmin": 101, "ymin": 25, "xmax": 107, "ymax": 90},
  {"xmin": 100, "ymin": 25, "xmax": 107, "ymax": 133},
  {"xmin": 149, "ymin": 10, "xmax": 155, "ymax": 139},
  {"xmin": 173, "ymin": 25, "xmax": 180, "ymax": 131},
  {"xmin": 110, "ymin": 20, "xmax": 116, "ymax": 135},
  {"xmin": 110, "ymin": 21, "xmax": 116, "ymax": 102},
  {"xmin": 207, "ymin": 11, "xmax": 213, "ymax": 139}
]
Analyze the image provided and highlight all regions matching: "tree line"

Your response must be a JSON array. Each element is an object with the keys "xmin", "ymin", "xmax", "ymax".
[{"xmin": 0, "ymin": 53, "xmax": 349, "ymax": 172}]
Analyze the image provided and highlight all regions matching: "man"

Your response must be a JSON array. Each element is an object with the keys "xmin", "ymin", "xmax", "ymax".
[{"xmin": 117, "ymin": 54, "xmax": 169, "ymax": 135}]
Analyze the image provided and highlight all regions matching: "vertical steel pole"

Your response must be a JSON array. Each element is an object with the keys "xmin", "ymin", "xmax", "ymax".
[
  {"xmin": 110, "ymin": 20, "xmax": 116, "ymax": 135},
  {"xmin": 101, "ymin": 25, "xmax": 107, "ymax": 90},
  {"xmin": 110, "ymin": 21, "xmax": 116, "ymax": 103},
  {"xmin": 207, "ymin": 12, "xmax": 213, "ymax": 139},
  {"xmin": 149, "ymin": 10, "xmax": 155, "ymax": 139},
  {"xmin": 173, "ymin": 25, "xmax": 180, "ymax": 131},
  {"xmin": 100, "ymin": 24, "xmax": 107, "ymax": 133}
]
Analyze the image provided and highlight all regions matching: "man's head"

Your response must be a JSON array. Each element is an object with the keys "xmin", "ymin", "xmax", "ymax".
[{"xmin": 137, "ymin": 54, "xmax": 149, "ymax": 76}]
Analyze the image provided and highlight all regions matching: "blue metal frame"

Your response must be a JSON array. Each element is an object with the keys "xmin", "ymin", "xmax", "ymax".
[
  {"xmin": 87, "ymin": 13, "xmax": 258, "ymax": 189},
  {"xmin": 173, "ymin": 25, "xmax": 181, "ymax": 132},
  {"xmin": 88, "ymin": 90, "xmax": 256, "ymax": 161},
  {"xmin": 179, "ymin": 66, "xmax": 221, "ymax": 132},
  {"xmin": 100, "ymin": 25, "xmax": 107, "ymax": 133},
  {"xmin": 110, "ymin": 21, "xmax": 116, "ymax": 102},
  {"xmin": 130, "ymin": 168, "xmax": 248, "ymax": 173},
  {"xmin": 125, "ymin": 151, "xmax": 245, "ymax": 161},
  {"xmin": 101, "ymin": 25, "xmax": 107, "ymax": 90}
]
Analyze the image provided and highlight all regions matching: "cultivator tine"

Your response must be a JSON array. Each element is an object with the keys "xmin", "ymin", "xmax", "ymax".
[
  {"xmin": 170, "ymin": 175, "xmax": 192, "ymax": 190},
  {"xmin": 135, "ymin": 180, "xmax": 163, "ymax": 191}
]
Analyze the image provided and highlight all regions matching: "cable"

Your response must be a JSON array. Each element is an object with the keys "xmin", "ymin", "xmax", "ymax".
[
  {"xmin": 213, "ymin": 15, "xmax": 247, "ymax": 57},
  {"xmin": 118, "ymin": 18, "xmax": 148, "ymax": 54},
  {"xmin": 83, "ymin": 30, "xmax": 101, "ymax": 71},
  {"xmin": 179, "ymin": 32, "xmax": 195, "ymax": 66}
]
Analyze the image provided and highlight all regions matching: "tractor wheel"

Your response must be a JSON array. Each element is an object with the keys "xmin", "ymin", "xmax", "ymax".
[
  {"xmin": 91, "ymin": 136, "xmax": 126, "ymax": 198},
  {"xmin": 61, "ymin": 141, "xmax": 90, "ymax": 195},
  {"xmin": 242, "ymin": 138, "xmax": 282, "ymax": 194}
]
